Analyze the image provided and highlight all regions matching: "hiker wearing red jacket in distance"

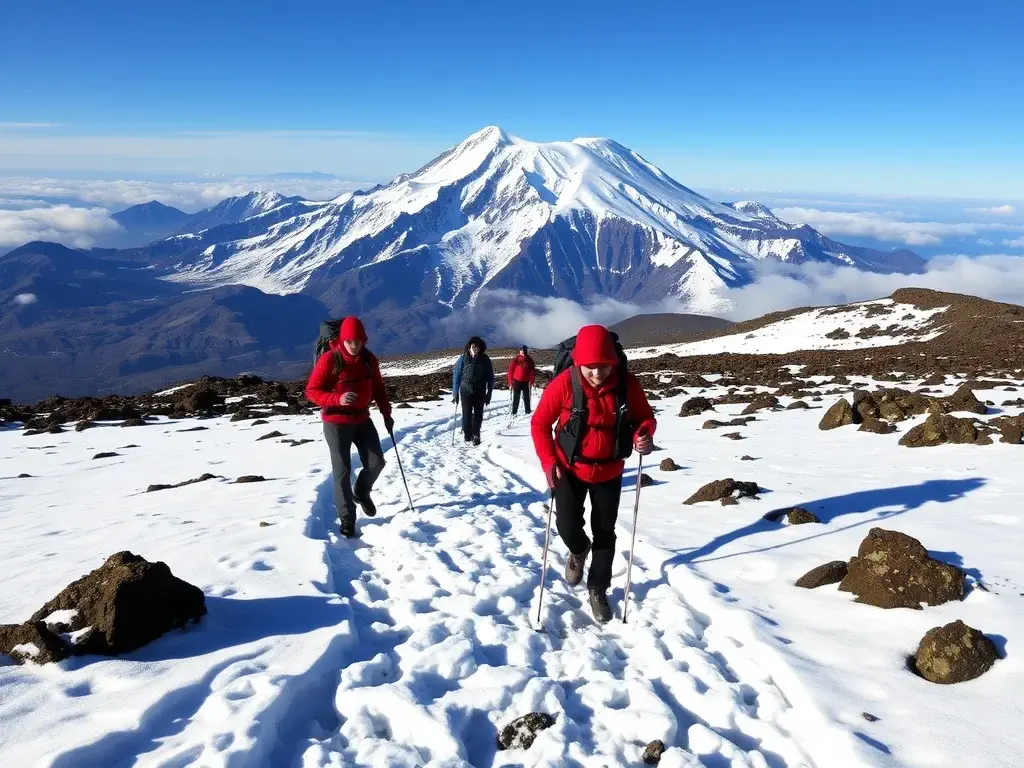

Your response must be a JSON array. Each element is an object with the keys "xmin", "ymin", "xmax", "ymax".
[
  {"xmin": 531, "ymin": 325, "xmax": 656, "ymax": 622},
  {"xmin": 306, "ymin": 317, "xmax": 394, "ymax": 539},
  {"xmin": 507, "ymin": 345, "xmax": 536, "ymax": 416}
]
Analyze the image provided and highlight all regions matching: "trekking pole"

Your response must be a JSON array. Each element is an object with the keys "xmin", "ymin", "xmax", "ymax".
[
  {"xmin": 534, "ymin": 488, "xmax": 555, "ymax": 631},
  {"xmin": 622, "ymin": 454, "xmax": 644, "ymax": 624},
  {"xmin": 388, "ymin": 426, "xmax": 415, "ymax": 513},
  {"xmin": 451, "ymin": 398, "xmax": 458, "ymax": 446}
]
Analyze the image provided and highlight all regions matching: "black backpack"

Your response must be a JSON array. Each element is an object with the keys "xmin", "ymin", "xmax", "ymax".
[
  {"xmin": 314, "ymin": 319, "xmax": 371, "ymax": 376},
  {"xmin": 314, "ymin": 319, "xmax": 342, "ymax": 365},
  {"xmin": 553, "ymin": 332, "xmax": 634, "ymax": 466},
  {"xmin": 552, "ymin": 331, "xmax": 628, "ymax": 378}
]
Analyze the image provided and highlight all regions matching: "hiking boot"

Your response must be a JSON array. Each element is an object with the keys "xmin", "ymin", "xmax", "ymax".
[
  {"xmin": 565, "ymin": 541, "xmax": 591, "ymax": 586},
  {"xmin": 340, "ymin": 516, "xmax": 358, "ymax": 538},
  {"xmin": 472, "ymin": 435, "xmax": 481, "ymax": 446},
  {"xmin": 354, "ymin": 491, "xmax": 377, "ymax": 517},
  {"xmin": 588, "ymin": 588, "xmax": 611, "ymax": 623}
]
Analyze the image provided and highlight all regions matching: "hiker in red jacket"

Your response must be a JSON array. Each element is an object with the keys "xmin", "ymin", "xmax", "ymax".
[
  {"xmin": 507, "ymin": 345, "xmax": 536, "ymax": 416},
  {"xmin": 306, "ymin": 316, "xmax": 394, "ymax": 538},
  {"xmin": 530, "ymin": 324, "xmax": 656, "ymax": 622}
]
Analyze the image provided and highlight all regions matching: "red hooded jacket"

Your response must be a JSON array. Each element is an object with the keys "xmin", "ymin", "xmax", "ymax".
[
  {"xmin": 305, "ymin": 317, "xmax": 392, "ymax": 425},
  {"xmin": 531, "ymin": 326, "xmax": 656, "ymax": 484},
  {"xmin": 507, "ymin": 353, "xmax": 536, "ymax": 386}
]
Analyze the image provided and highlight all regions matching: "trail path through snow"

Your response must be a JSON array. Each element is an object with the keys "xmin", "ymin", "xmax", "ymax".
[{"xmin": 287, "ymin": 403, "xmax": 853, "ymax": 767}]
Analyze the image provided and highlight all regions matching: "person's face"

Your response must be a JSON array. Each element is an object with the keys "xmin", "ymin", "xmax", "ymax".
[
  {"xmin": 470, "ymin": 344, "xmax": 480, "ymax": 357},
  {"xmin": 344, "ymin": 339, "xmax": 364, "ymax": 355},
  {"xmin": 581, "ymin": 364, "xmax": 612, "ymax": 387}
]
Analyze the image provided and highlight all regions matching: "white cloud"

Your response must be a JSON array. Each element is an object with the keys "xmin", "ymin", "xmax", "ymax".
[
  {"xmin": 1003, "ymin": 237, "xmax": 1024, "ymax": 249},
  {"xmin": 447, "ymin": 290, "xmax": 649, "ymax": 349},
  {"xmin": 0, "ymin": 204, "xmax": 122, "ymax": 249},
  {"xmin": 715, "ymin": 255, "xmax": 1024, "ymax": 321},
  {"xmin": 0, "ymin": 123, "xmax": 60, "ymax": 130},
  {"xmin": 978, "ymin": 239, "xmax": 995, "ymax": 246},
  {"xmin": 0, "ymin": 175, "xmax": 365, "ymax": 212},
  {"xmin": 14, "ymin": 293, "xmax": 38, "ymax": 306},
  {"xmin": 966, "ymin": 204, "xmax": 1015, "ymax": 215},
  {"xmin": 772, "ymin": 207, "xmax": 982, "ymax": 245}
]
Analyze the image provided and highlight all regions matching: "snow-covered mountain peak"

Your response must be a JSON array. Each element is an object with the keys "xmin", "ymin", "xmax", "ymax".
[{"xmin": 150, "ymin": 126, "xmax": 924, "ymax": 327}]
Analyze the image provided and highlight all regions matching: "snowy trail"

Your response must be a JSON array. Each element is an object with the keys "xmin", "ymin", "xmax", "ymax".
[{"xmin": 284, "ymin": 404, "xmax": 855, "ymax": 767}]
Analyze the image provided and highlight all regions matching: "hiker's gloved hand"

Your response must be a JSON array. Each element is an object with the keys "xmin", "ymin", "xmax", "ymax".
[
  {"xmin": 340, "ymin": 391, "xmax": 358, "ymax": 406},
  {"xmin": 545, "ymin": 464, "xmax": 561, "ymax": 489},
  {"xmin": 634, "ymin": 431, "xmax": 653, "ymax": 455},
  {"xmin": 383, "ymin": 415, "xmax": 395, "ymax": 435}
]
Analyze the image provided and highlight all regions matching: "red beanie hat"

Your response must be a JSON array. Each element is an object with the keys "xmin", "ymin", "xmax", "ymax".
[
  {"xmin": 572, "ymin": 325, "xmax": 618, "ymax": 367},
  {"xmin": 339, "ymin": 316, "xmax": 368, "ymax": 343}
]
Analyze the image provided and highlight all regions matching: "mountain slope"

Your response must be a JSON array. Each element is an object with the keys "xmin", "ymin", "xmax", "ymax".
[
  {"xmin": 131, "ymin": 127, "xmax": 922, "ymax": 321},
  {"xmin": 180, "ymin": 191, "xmax": 309, "ymax": 234}
]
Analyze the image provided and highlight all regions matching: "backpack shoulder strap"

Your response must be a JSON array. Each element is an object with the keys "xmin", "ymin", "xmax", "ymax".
[
  {"xmin": 331, "ymin": 348, "xmax": 344, "ymax": 376},
  {"xmin": 569, "ymin": 367, "xmax": 586, "ymax": 414}
]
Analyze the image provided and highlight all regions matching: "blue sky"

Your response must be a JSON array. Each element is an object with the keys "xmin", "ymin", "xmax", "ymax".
[{"xmin": 1, "ymin": 0, "xmax": 1022, "ymax": 198}]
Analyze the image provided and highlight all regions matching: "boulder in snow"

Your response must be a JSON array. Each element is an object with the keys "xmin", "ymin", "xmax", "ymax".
[
  {"xmin": 659, "ymin": 458, "xmax": 679, "ymax": 471},
  {"xmin": 764, "ymin": 507, "xmax": 820, "ymax": 525},
  {"xmin": 913, "ymin": 620, "xmax": 998, "ymax": 684},
  {"xmin": 684, "ymin": 479, "xmax": 760, "ymax": 505},
  {"xmin": 795, "ymin": 561, "xmax": 849, "ymax": 589},
  {"xmin": 819, "ymin": 399, "xmax": 856, "ymax": 430},
  {"xmin": 838, "ymin": 528, "xmax": 964, "ymax": 609},
  {"xmin": 679, "ymin": 397, "xmax": 714, "ymax": 417},
  {"xmin": 740, "ymin": 394, "xmax": 779, "ymax": 415},
  {"xmin": 0, "ymin": 621, "xmax": 70, "ymax": 664},
  {"xmin": 496, "ymin": 712, "xmax": 555, "ymax": 751},
  {"xmin": 643, "ymin": 739, "xmax": 666, "ymax": 764},
  {"xmin": 28, "ymin": 551, "xmax": 206, "ymax": 657},
  {"xmin": 899, "ymin": 413, "xmax": 983, "ymax": 447}
]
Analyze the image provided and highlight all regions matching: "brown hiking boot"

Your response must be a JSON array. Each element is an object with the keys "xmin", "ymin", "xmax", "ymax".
[
  {"xmin": 588, "ymin": 588, "xmax": 611, "ymax": 623},
  {"xmin": 565, "ymin": 541, "xmax": 591, "ymax": 586}
]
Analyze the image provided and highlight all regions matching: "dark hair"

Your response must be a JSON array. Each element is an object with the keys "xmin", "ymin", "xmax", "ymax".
[{"xmin": 465, "ymin": 335, "xmax": 487, "ymax": 354}]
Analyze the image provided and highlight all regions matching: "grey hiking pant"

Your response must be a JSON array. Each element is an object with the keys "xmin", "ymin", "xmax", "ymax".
[{"xmin": 323, "ymin": 420, "xmax": 386, "ymax": 522}]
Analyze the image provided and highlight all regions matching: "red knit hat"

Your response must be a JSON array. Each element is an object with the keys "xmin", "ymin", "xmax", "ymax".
[
  {"xmin": 572, "ymin": 325, "xmax": 618, "ymax": 367},
  {"xmin": 339, "ymin": 316, "xmax": 368, "ymax": 343}
]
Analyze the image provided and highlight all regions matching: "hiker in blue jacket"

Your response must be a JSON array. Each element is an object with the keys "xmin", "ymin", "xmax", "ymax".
[{"xmin": 452, "ymin": 336, "xmax": 495, "ymax": 445}]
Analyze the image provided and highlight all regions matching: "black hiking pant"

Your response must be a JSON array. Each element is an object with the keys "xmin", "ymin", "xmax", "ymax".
[
  {"xmin": 460, "ymin": 391, "xmax": 486, "ymax": 441},
  {"xmin": 511, "ymin": 382, "xmax": 531, "ymax": 415},
  {"xmin": 554, "ymin": 470, "xmax": 623, "ymax": 591},
  {"xmin": 323, "ymin": 420, "xmax": 386, "ymax": 523}
]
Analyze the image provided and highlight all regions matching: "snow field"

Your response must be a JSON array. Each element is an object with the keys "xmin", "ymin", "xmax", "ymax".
[{"xmin": 3, "ymin": 373, "xmax": 1024, "ymax": 766}]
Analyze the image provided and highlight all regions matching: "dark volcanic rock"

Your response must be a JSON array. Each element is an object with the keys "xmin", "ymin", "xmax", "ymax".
[
  {"xmin": 178, "ymin": 425, "xmax": 209, "ymax": 432},
  {"xmin": 721, "ymin": 432, "xmax": 744, "ymax": 440},
  {"xmin": 679, "ymin": 397, "xmax": 714, "ymax": 417},
  {"xmin": 234, "ymin": 475, "xmax": 267, "ymax": 483},
  {"xmin": 659, "ymin": 458, "xmax": 679, "ymax": 471},
  {"xmin": 120, "ymin": 418, "xmax": 147, "ymax": 428},
  {"xmin": 795, "ymin": 561, "xmax": 849, "ymax": 589},
  {"xmin": 92, "ymin": 452, "xmax": 120, "ymax": 460},
  {"xmin": 764, "ymin": 507, "xmax": 820, "ymax": 525},
  {"xmin": 75, "ymin": 420, "xmax": 97, "ymax": 432},
  {"xmin": 27, "ymin": 551, "xmax": 206, "ymax": 657},
  {"xmin": 913, "ymin": 620, "xmax": 998, "ymax": 684},
  {"xmin": 0, "ymin": 620, "xmax": 70, "ymax": 664},
  {"xmin": 17, "ymin": 473, "xmax": 33, "ymax": 478},
  {"xmin": 899, "ymin": 413, "xmax": 982, "ymax": 447},
  {"xmin": 684, "ymin": 478, "xmax": 760, "ymax": 505},
  {"xmin": 819, "ymin": 399, "xmax": 856, "ymax": 430},
  {"xmin": 496, "ymin": 712, "xmax": 556, "ymax": 751},
  {"xmin": 146, "ymin": 473, "xmax": 218, "ymax": 493},
  {"xmin": 251, "ymin": 419, "xmax": 269, "ymax": 426},
  {"xmin": 786, "ymin": 401, "xmax": 811, "ymax": 410},
  {"xmin": 740, "ymin": 394, "xmax": 779, "ymax": 415},
  {"xmin": 177, "ymin": 386, "xmax": 225, "ymax": 414},
  {"xmin": 859, "ymin": 417, "xmax": 896, "ymax": 435},
  {"xmin": 937, "ymin": 384, "xmax": 988, "ymax": 415},
  {"xmin": 257, "ymin": 430, "xmax": 286, "ymax": 441},
  {"xmin": 838, "ymin": 528, "xmax": 965, "ymax": 609},
  {"xmin": 643, "ymin": 739, "xmax": 666, "ymax": 765}
]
